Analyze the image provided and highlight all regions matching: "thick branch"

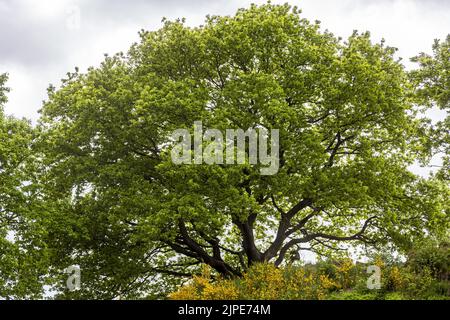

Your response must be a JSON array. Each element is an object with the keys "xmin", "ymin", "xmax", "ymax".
[
  {"xmin": 263, "ymin": 198, "xmax": 312, "ymax": 261},
  {"xmin": 172, "ymin": 219, "xmax": 240, "ymax": 277},
  {"xmin": 232, "ymin": 213, "xmax": 262, "ymax": 265}
]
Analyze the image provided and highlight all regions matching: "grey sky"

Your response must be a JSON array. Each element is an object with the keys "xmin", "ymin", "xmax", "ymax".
[{"xmin": 0, "ymin": 0, "xmax": 449, "ymax": 122}]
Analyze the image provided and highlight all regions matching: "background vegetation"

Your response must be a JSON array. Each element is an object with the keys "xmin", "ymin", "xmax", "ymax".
[{"xmin": 170, "ymin": 241, "xmax": 449, "ymax": 300}]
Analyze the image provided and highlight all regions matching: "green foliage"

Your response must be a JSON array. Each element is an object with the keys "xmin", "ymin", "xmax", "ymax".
[
  {"xmin": 0, "ymin": 3, "xmax": 448, "ymax": 299},
  {"xmin": 0, "ymin": 74, "xmax": 49, "ymax": 299},
  {"xmin": 170, "ymin": 256, "xmax": 449, "ymax": 300},
  {"xmin": 31, "ymin": 3, "xmax": 449, "ymax": 298},
  {"xmin": 407, "ymin": 241, "xmax": 449, "ymax": 284},
  {"xmin": 410, "ymin": 35, "xmax": 450, "ymax": 180}
]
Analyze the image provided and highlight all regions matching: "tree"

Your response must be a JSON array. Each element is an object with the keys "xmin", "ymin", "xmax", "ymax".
[
  {"xmin": 37, "ymin": 4, "xmax": 448, "ymax": 298},
  {"xmin": 410, "ymin": 35, "xmax": 450, "ymax": 181},
  {"xmin": 0, "ymin": 74, "xmax": 47, "ymax": 299}
]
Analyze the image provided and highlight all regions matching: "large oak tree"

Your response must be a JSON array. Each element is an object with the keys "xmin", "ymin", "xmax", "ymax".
[{"xmin": 35, "ymin": 4, "xmax": 448, "ymax": 298}]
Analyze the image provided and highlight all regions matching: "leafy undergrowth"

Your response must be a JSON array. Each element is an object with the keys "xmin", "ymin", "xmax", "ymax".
[{"xmin": 169, "ymin": 245, "xmax": 449, "ymax": 300}]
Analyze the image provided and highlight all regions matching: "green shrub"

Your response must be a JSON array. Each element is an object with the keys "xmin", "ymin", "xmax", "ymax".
[
  {"xmin": 408, "ymin": 241, "xmax": 450, "ymax": 280},
  {"xmin": 384, "ymin": 292, "xmax": 407, "ymax": 300},
  {"xmin": 328, "ymin": 291, "xmax": 379, "ymax": 300}
]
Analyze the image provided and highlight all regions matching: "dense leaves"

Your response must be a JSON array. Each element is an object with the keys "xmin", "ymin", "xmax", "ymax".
[
  {"xmin": 0, "ymin": 3, "xmax": 448, "ymax": 299},
  {"xmin": 32, "ymin": 4, "xmax": 449, "ymax": 298},
  {"xmin": 410, "ymin": 35, "xmax": 450, "ymax": 180},
  {"xmin": 0, "ymin": 74, "xmax": 49, "ymax": 298}
]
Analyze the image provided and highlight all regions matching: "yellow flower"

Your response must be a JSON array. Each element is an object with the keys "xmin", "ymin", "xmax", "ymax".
[
  {"xmin": 319, "ymin": 274, "xmax": 339, "ymax": 290},
  {"xmin": 388, "ymin": 266, "xmax": 404, "ymax": 291}
]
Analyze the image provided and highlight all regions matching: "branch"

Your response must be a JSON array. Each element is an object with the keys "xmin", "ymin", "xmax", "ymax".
[
  {"xmin": 177, "ymin": 219, "xmax": 240, "ymax": 277},
  {"xmin": 263, "ymin": 198, "xmax": 312, "ymax": 261},
  {"xmin": 325, "ymin": 132, "xmax": 356, "ymax": 168},
  {"xmin": 285, "ymin": 210, "xmax": 317, "ymax": 238},
  {"xmin": 286, "ymin": 198, "xmax": 313, "ymax": 220},
  {"xmin": 232, "ymin": 213, "xmax": 262, "ymax": 265},
  {"xmin": 271, "ymin": 195, "xmax": 286, "ymax": 215},
  {"xmin": 149, "ymin": 268, "xmax": 195, "ymax": 278},
  {"xmin": 307, "ymin": 110, "xmax": 331, "ymax": 124},
  {"xmin": 275, "ymin": 216, "xmax": 377, "ymax": 266},
  {"xmin": 309, "ymin": 216, "xmax": 377, "ymax": 241}
]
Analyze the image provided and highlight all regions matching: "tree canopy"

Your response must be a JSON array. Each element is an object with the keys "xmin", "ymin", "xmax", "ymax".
[
  {"xmin": 410, "ymin": 35, "xmax": 450, "ymax": 180},
  {"xmin": 0, "ymin": 74, "xmax": 48, "ymax": 298},
  {"xmin": 0, "ymin": 3, "xmax": 448, "ymax": 299}
]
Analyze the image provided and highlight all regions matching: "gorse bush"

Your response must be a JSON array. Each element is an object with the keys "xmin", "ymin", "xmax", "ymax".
[
  {"xmin": 169, "ymin": 255, "xmax": 450, "ymax": 300},
  {"xmin": 169, "ymin": 263, "xmax": 340, "ymax": 300},
  {"xmin": 169, "ymin": 265, "xmax": 239, "ymax": 300}
]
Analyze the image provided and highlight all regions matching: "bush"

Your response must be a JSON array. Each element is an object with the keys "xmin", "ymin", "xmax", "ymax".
[
  {"xmin": 384, "ymin": 292, "xmax": 407, "ymax": 300},
  {"xmin": 170, "ymin": 263, "xmax": 341, "ymax": 300},
  {"xmin": 168, "ymin": 266, "xmax": 239, "ymax": 300},
  {"xmin": 327, "ymin": 291, "xmax": 380, "ymax": 300},
  {"xmin": 169, "ymin": 255, "xmax": 450, "ymax": 300},
  {"xmin": 407, "ymin": 241, "xmax": 449, "ymax": 281}
]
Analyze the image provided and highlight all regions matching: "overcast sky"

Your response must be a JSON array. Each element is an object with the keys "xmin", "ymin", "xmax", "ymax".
[{"xmin": 1, "ymin": 0, "xmax": 449, "ymax": 122}]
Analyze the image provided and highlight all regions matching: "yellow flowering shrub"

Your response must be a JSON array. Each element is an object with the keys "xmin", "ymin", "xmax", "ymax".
[
  {"xmin": 169, "ymin": 282, "xmax": 200, "ymax": 300},
  {"xmin": 170, "ymin": 263, "xmax": 343, "ymax": 300},
  {"xmin": 335, "ymin": 258, "xmax": 355, "ymax": 289},
  {"xmin": 241, "ymin": 263, "xmax": 284, "ymax": 300},
  {"xmin": 374, "ymin": 256, "xmax": 386, "ymax": 269},
  {"xmin": 387, "ymin": 266, "xmax": 404, "ymax": 291},
  {"xmin": 168, "ymin": 265, "xmax": 238, "ymax": 300},
  {"xmin": 168, "ymin": 256, "xmax": 449, "ymax": 300},
  {"xmin": 319, "ymin": 274, "xmax": 340, "ymax": 290}
]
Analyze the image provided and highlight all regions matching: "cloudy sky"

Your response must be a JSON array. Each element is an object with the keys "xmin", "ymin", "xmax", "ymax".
[{"xmin": 1, "ymin": 0, "xmax": 449, "ymax": 122}]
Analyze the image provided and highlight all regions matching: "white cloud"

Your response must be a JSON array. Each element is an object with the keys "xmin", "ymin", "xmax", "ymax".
[{"xmin": 1, "ymin": 0, "xmax": 449, "ymax": 122}]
